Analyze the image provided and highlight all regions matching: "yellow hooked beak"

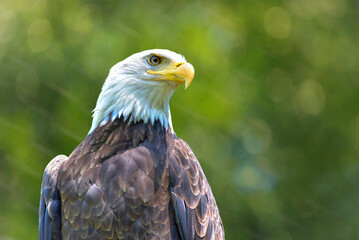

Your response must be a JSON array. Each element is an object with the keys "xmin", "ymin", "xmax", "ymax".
[{"xmin": 147, "ymin": 62, "xmax": 195, "ymax": 89}]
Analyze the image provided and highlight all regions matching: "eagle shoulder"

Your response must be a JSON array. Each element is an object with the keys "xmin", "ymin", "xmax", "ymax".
[
  {"xmin": 169, "ymin": 137, "xmax": 225, "ymax": 240},
  {"xmin": 39, "ymin": 154, "xmax": 68, "ymax": 240}
]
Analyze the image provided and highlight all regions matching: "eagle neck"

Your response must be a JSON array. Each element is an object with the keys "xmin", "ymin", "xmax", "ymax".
[{"xmin": 89, "ymin": 75, "xmax": 175, "ymax": 134}]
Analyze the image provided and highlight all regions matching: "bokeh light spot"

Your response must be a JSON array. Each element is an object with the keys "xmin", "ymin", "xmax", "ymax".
[
  {"xmin": 264, "ymin": 7, "xmax": 292, "ymax": 39},
  {"xmin": 27, "ymin": 19, "xmax": 53, "ymax": 52},
  {"xmin": 296, "ymin": 80, "xmax": 326, "ymax": 115},
  {"xmin": 235, "ymin": 163, "xmax": 276, "ymax": 193},
  {"xmin": 242, "ymin": 119, "xmax": 272, "ymax": 155}
]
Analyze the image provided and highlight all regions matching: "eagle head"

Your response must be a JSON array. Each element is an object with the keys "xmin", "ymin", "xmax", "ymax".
[{"xmin": 89, "ymin": 49, "xmax": 195, "ymax": 134}]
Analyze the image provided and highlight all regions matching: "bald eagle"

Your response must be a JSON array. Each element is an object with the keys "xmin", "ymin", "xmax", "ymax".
[{"xmin": 39, "ymin": 49, "xmax": 224, "ymax": 240}]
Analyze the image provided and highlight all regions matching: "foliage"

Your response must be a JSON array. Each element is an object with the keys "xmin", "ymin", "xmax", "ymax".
[{"xmin": 0, "ymin": 0, "xmax": 358, "ymax": 239}]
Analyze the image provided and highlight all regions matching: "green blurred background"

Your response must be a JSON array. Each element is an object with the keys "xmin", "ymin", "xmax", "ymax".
[{"xmin": 0, "ymin": 0, "xmax": 358, "ymax": 239}]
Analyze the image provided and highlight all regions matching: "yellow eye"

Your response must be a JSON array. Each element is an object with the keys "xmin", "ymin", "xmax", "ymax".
[{"xmin": 149, "ymin": 55, "xmax": 162, "ymax": 65}]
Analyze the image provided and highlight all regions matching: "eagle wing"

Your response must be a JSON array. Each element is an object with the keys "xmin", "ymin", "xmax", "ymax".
[
  {"xmin": 39, "ymin": 155, "xmax": 68, "ymax": 240},
  {"xmin": 169, "ymin": 138, "xmax": 224, "ymax": 240}
]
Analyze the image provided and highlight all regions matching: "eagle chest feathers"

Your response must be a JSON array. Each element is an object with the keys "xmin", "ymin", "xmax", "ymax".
[
  {"xmin": 39, "ymin": 49, "xmax": 224, "ymax": 240},
  {"xmin": 58, "ymin": 118, "xmax": 174, "ymax": 239}
]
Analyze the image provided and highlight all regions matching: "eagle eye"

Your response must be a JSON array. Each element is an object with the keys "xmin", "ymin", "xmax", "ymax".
[{"xmin": 148, "ymin": 55, "xmax": 162, "ymax": 65}]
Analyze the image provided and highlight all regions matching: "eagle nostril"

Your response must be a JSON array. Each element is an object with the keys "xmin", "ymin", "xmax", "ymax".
[{"xmin": 175, "ymin": 63, "xmax": 184, "ymax": 68}]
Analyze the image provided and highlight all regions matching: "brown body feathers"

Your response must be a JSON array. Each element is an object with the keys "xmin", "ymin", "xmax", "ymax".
[{"xmin": 39, "ymin": 117, "xmax": 224, "ymax": 239}]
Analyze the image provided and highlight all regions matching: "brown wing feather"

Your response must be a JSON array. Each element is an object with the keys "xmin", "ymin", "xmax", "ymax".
[
  {"xmin": 39, "ymin": 154, "xmax": 68, "ymax": 240},
  {"xmin": 169, "ymin": 137, "xmax": 225, "ymax": 240}
]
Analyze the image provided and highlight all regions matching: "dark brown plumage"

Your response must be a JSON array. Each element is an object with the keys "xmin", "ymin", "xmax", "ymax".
[{"xmin": 39, "ymin": 116, "xmax": 224, "ymax": 239}]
